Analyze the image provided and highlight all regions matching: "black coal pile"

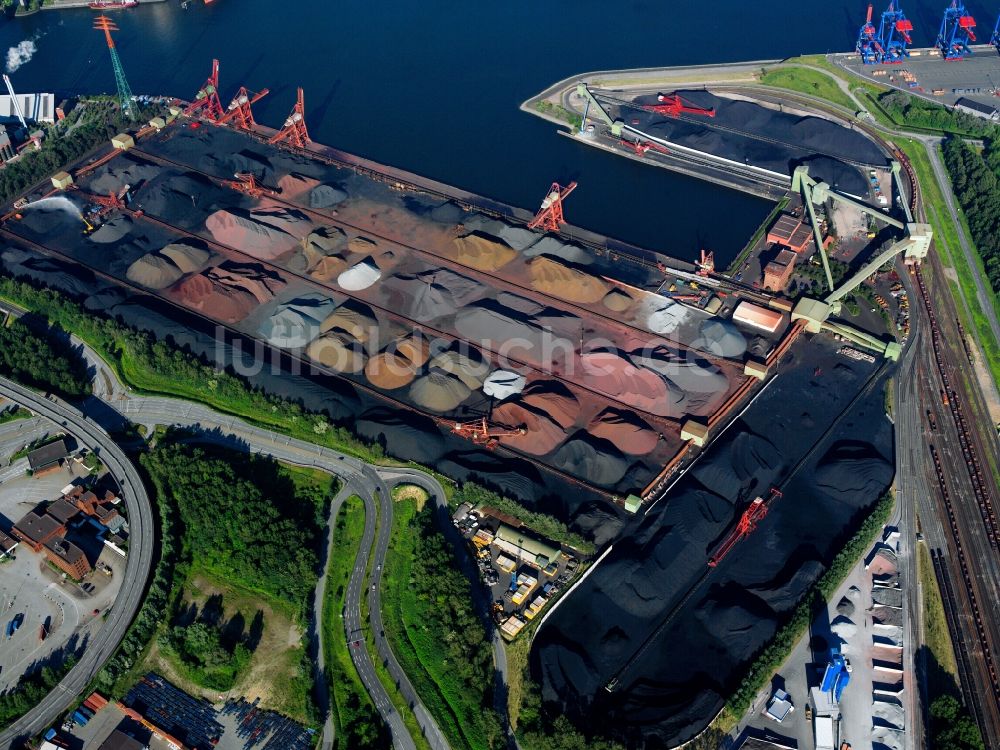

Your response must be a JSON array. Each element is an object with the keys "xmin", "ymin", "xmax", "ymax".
[
  {"xmin": 534, "ymin": 340, "xmax": 893, "ymax": 748},
  {"xmin": 619, "ymin": 90, "xmax": 886, "ymax": 193}
]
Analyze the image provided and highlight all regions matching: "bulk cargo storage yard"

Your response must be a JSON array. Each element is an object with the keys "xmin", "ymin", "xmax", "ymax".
[
  {"xmin": 0, "ymin": 89, "xmax": 815, "ymax": 518},
  {"xmin": 0, "ymin": 53, "xmax": 916, "ymax": 749}
]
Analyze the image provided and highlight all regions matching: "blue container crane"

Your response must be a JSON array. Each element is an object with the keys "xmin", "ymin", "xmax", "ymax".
[
  {"xmin": 857, "ymin": 4, "xmax": 884, "ymax": 64},
  {"xmin": 992, "ymin": 13, "xmax": 1000, "ymax": 50},
  {"xmin": 878, "ymin": 2, "xmax": 914, "ymax": 63},
  {"xmin": 938, "ymin": 1, "xmax": 977, "ymax": 60}
]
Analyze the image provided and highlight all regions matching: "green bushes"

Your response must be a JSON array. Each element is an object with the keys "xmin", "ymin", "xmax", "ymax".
[
  {"xmin": 142, "ymin": 443, "xmax": 321, "ymax": 606},
  {"xmin": 0, "ymin": 318, "xmax": 89, "ymax": 398},
  {"xmin": 878, "ymin": 90, "xmax": 999, "ymax": 137},
  {"xmin": 724, "ymin": 491, "xmax": 894, "ymax": 718},
  {"xmin": 0, "ymin": 659, "xmax": 76, "ymax": 726},
  {"xmin": 382, "ymin": 502, "xmax": 503, "ymax": 750},
  {"xmin": 516, "ymin": 679, "xmax": 624, "ymax": 750},
  {"xmin": 928, "ymin": 695, "xmax": 984, "ymax": 749},
  {"xmin": 158, "ymin": 622, "xmax": 251, "ymax": 692},
  {"xmin": 942, "ymin": 137, "xmax": 1000, "ymax": 294},
  {"xmin": 453, "ymin": 482, "xmax": 594, "ymax": 553}
]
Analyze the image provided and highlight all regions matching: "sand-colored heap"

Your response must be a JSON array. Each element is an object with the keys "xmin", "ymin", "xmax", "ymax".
[
  {"xmin": 579, "ymin": 351, "xmax": 671, "ymax": 416},
  {"xmin": 320, "ymin": 302, "xmax": 379, "ymax": 345},
  {"xmin": 409, "ymin": 369, "xmax": 473, "ymax": 412},
  {"xmin": 391, "ymin": 332, "xmax": 431, "ymax": 368},
  {"xmin": 89, "ymin": 216, "xmax": 133, "ymax": 244},
  {"xmin": 429, "ymin": 350, "xmax": 490, "ymax": 389},
  {"xmin": 173, "ymin": 262, "xmax": 285, "ymax": 323},
  {"xmin": 289, "ymin": 226, "xmax": 347, "ymax": 275},
  {"xmin": 452, "ymin": 232, "xmax": 517, "ymax": 271},
  {"xmin": 588, "ymin": 407, "xmax": 659, "ymax": 456},
  {"xmin": 492, "ymin": 401, "xmax": 565, "ymax": 456},
  {"xmin": 528, "ymin": 257, "xmax": 609, "ymax": 304},
  {"xmin": 602, "ymin": 288, "xmax": 634, "ymax": 313},
  {"xmin": 348, "ymin": 236, "xmax": 378, "ymax": 255},
  {"xmin": 276, "ymin": 172, "xmax": 319, "ymax": 198},
  {"xmin": 160, "ymin": 243, "xmax": 210, "ymax": 273},
  {"xmin": 205, "ymin": 206, "xmax": 310, "ymax": 259},
  {"xmin": 365, "ymin": 351, "xmax": 419, "ymax": 390},
  {"xmin": 127, "ymin": 254, "xmax": 185, "ymax": 290},
  {"xmin": 307, "ymin": 331, "xmax": 367, "ymax": 373}
]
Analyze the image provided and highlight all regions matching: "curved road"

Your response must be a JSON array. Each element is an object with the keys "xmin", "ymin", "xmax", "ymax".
[{"xmin": 0, "ymin": 378, "xmax": 154, "ymax": 750}]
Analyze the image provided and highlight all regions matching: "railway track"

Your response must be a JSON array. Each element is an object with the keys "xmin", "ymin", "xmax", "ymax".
[
  {"xmin": 926, "ymin": 444, "xmax": 1000, "ymax": 711},
  {"xmin": 914, "ymin": 268, "xmax": 999, "ymax": 548}
]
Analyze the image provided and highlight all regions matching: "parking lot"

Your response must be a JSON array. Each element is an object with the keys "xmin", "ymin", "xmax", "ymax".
[
  {"xmin": 835, "ymin": 46, "xmax": 1000, "ymax": 109},
  {"xmin": 0, "ymin": 470, "xmax": 125, "ymax": 693},
  {"xmin": 453, "ymin": 504, "xmax": 581, "ymax": 637}
]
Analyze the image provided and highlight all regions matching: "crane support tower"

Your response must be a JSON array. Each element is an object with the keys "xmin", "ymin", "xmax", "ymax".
[
  {"xmin": 93, "ymin": 15, "xmax": 135, "ymax": 117},
  {"xmin": 877, "ymin": 2, "xmax": 914, "ymax": 63},
  {"xmin": 857, "ymin": 4, "xmax": 885, "ymax": 63},
  {"xmin": 992, "ymin": 12, "xmax": 1000, "ymax": 49},
  {"xmin": 697, "ymin": 249, "xmax": 715, "ymax": 276},
  {"xmin": 184, "ymin": 59, "xmax": 224, "ymax": 121},
  {"xmin": 708, "ymin": 488, "xmax": 783, "ymax": 567},
  {"xmin": 219, "ymin": 86, "xmax": 269, "ymax": 130},
  {"xmin": 644, "ymin": 92, "xmax": 715, "ymax": 118},
  {"xmin": 269, "ymin": 88, "xmax": 310, "ymax": 148},
  {"xmin": 938, "ymin": 1, "xmax": 977, "ymax": 60},
  {"xmin": 527, "ymin": 181, "xmax": 577, "ymax": 233}
]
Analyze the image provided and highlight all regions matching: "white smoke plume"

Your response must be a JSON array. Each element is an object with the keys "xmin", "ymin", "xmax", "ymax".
[{"xmin": 6, "ymin": 40, "xmax": 38, "ymax": 74}]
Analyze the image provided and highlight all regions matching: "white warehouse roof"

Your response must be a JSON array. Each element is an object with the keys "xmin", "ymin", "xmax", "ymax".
[{"xmin": 0, "ymin": 93, "xmax": 55, "ymax": 124}]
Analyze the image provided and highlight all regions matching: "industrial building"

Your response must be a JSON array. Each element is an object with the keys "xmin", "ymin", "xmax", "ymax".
[
  {"xmin": 11, "ymin": 485, "xmax": 122, "ymax": 579},
  {"xmin": 762, "ymin": 249, "xmax": 797, "ymax": 293},
  {"xmin": 27, "ymin": 439, "xmax": 69, "ymax": 475},
  {"xmin": 0, "ymin": 92, "xmax": 56, "ymax": 124},
  {"xmin": 766, "ymin": 214, "xmax": 814, "ymax": 255},
  {"xmin": 493, "ymin": 523, "xmax": 563, "ymax": 568},
  {"xmin": 954, "ymin": 96, "xmax": 999, "ymax": 120}
]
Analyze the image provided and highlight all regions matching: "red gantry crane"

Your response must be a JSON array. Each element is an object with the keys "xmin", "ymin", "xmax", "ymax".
[
  {"xmin": 450, "ymin": 417, "xmax": 526, "ymax": 450},
  {"xmin": 527, "ymin": 181, "xmax": 577, "ymax": 233},
  {"xmin": 269, "ymin": 87, "xmax": 310, "ymax": 147},
  {"xmin": 184, "ymin": 59, "xmax": 224, "ymax": 121},
  {"xmin": 219, "ymin": 86, "xmax": 269, "ymax": 130},
  {"xmin": 696, "ymin": 249, "xmax": 715, "ymax": 276},
  {"xmin": 708, "ymin": 488, "xmax": 783, "ymax": 567},
  {"xmin": 645, "ymin": 92, "xmax": 716, "ymax": 118}
]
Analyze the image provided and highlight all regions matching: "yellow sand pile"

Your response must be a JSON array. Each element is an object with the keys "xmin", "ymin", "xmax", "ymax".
[
  {"xmin": 306, "ymin": 331, "xmax": 366, "ymax": 374},
  {"xmin": 452, "ymin": 232, "xmax": 517, "ymax": 271},
  {"xmin": 528, "ymin": 257, "xmax": 609, "ymax": 304}
]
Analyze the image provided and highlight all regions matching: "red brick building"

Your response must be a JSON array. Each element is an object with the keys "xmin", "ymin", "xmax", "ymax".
[
  {"xmin": 43, "ymin": 537, "xmax": 91, "ymax": 579},
  {"xmin": 12, "ymin": 511, "xmax": 66, "ymax": 552}
]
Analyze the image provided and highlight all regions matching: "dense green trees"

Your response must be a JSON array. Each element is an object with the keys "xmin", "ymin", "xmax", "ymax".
[
  {"xmin": 942, "ymin": 137, "xmax": 1000, "ymax": 293},
  {"xmin": 142, "ymin": 443, "xmax": 321, "ymax": 605},
  {"xmin": 878, "ymin": 90, "xmax": 999, "ymax": 137},
  {"xmin": 929, "ymin": 695, "xmax": 984, "ymax": 749},
  {"xmin": 158, "ymin": 621, "xmax": 251, "ymax": 692},
  {"xmin": 516, "ymin": 679, "xmax": 623, "ymax": 750},
  {"xmin": 0, "ymin": 318, "xmax": 89, "ymax": 397},
  {"xmin": 0, "ymin": 659, "xmax": 76, "ymax": 726}
]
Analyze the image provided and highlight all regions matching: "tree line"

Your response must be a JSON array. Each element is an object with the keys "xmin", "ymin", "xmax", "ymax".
[
  {"xmin": 942, "ymin": 137, "xmax": 1000, "ymax": 294},
  {"xmin": 878, "ymin": 90, "xmax": 999, "ymax": 138},
  {"xmin": 0, "ymin": 317, "xmax": 89, "ymax": 398}
]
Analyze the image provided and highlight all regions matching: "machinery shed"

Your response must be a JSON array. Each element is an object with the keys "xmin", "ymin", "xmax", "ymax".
[{"xmin": 732, "ymin": 301, "xmax": 785, "ymax": 334}]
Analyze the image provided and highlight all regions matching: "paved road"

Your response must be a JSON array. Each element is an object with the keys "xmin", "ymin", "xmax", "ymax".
[
  {"xmin": 0, "ymin": 379, "xmax": 154, "ymax": 750},
  {"xmin": 80, "ymin": 347, "xmax": 452, "ymax": 749}
]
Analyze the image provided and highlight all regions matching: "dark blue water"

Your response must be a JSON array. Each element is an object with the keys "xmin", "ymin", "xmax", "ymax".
[
  {"xmin": 0, "ymin": 0, "xmax": 988, "ymax": 256},
  {"xmin": 2, "ymin": 0, "xmax": 982, "ymax": 263}
]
